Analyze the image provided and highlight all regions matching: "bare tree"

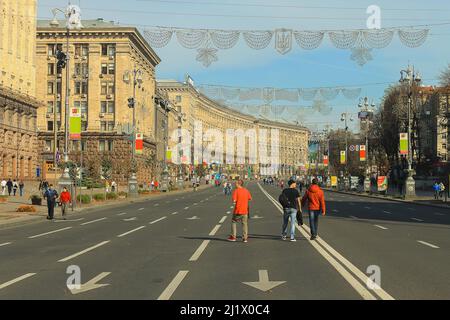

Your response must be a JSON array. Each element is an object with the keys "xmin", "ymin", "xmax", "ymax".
[{"xmin": 439, "ymin": 63, "xmax": 450, "ymax": 86}]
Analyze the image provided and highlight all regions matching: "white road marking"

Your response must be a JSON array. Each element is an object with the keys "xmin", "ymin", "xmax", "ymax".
[
  {"xmin": 138, "ymin": 208, "xmax": 145, "ymax": 211},
  {"xmin": 149, "ymin": 217, "xmax": 167, "ymax": 225},
  {"xmin": 80, "ymin": 217, "xmax": 107, "ymax": 226},
  {"xmin": 209, "ymin": 225, "xmax": 221, "ymax": 236},
  {"xmin": 117, "ymin": 226, "xmax": 146, "ymax": 238},
  {"xmin": 219, "ymin": 216, "xmax": 227, "ymax": 224},
  {"xmin": 157, "ymin": 271, "xmax": 189, "ymax": 300},
  {"xmin": 332, "ymin": 209, "xmax": 339, "ymax": 213},
  {"xmin": 258, "ymin": 183, "xmax": 394, "ymax": 301},
  {"xmin": 154, "ymin": 204, "xmax": 159, "ymax": 207},
  {"xmin": 187, "ymin": 216, "xmax": 200, "ymax": 220},
  {"xmin": 243, "ymin": 270, "xmax": 286, "ymax": 292},
  {"xmin": 184, "ymin": 207, "xmax": 189, "ymax": 210},
  {"xmin": 193, "ymin": 203, "xmax": 198, "ymax": 206},
  {"xmin": 58, "ymin": 241, "xmax": 110, "ymax": 262},
  {"xmin": 29, "ymin": 227, "xmax": 72, "ymax": 239},
  {"xmin": 0, "ymin": 273, "xmax": 36, "ymax": 290},
  {"xmin": 349, "ymin": 216, "xmax": 358, "ymax": 219},
  {"xmin": 171, "ymin": 211, "xmax": 178, "ymax": 215},
  {"xmin": 226, "ymin": 211, "xmax": 231, "ymax": 214},
  {"xmin": 189, "ymin": 240, "xmax": 210, "ymax": 262},
  {"xmin": 411, "ymin": 218, "xmax": 424, "ymax": 222},
  {"xmin": 374, "ymin": 225, "xmax": 388, "ymax": 230},
  {"xmin": 54, "ymin": 218, "xmax": 85, "ymax": 222},
  {"xmin": 417, "ymin": 241, "xmax": 440, "ymax": 249},
  {"xmin": 117, "ymin": 212, "xmax": 127, "ymax": 216},
  {"xmin": 383, "ymin": 211, "xmax": 392, "ymax": 214},
  {"xmin": 200, "ymin": 200, "xmax": 204, "ymax": 203},
  {"xmin": 0, "ymin": 242, "xmax": 12, "ymax": 247},
  {"xmin": 123, "ymin": 217, "xmax": 137, "ymax": 222},
  {"xmin": 230, "ymin": 206, "xmax": 234, "ymax": 209},
  {"xmin": 68, "ymin": 272, "xmax": 111, "ymax": 295},
  {"xmin": 434, "ymin": 212, "xmax": 445, "ymax": 216}
]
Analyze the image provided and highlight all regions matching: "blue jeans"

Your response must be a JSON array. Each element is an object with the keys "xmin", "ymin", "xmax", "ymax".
[
  {"xmin": 282, "ymin": 208, "xmax": 297, "ymax": 239},
  {"xmin": 309, "ymin": 210, "xmax": 321, "ymax": 237}
]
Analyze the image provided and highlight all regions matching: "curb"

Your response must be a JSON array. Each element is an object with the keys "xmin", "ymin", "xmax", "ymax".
[
  {"xmin": 325, "ymin": 188, "xmax": 450, "ymax": 210},
  {"xmin": 0, "ymin": 185, "xmax": 214, "ymax": 230}
]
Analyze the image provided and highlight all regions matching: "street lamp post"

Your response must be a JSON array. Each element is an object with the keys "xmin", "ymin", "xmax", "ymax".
[
  {"xmin": 124, "ymin": 67, "xmax": 143, "ymax": 197},
  {"xmin": 358, "ymin": 97, "xmax": 375, "ymax": 193},
  {"xmin": 400, "ymin": 66, "xmax": 421, "ymax": 198},
  {"xmin": 341, "ymin": 112, "xmax": 353, "ymax": 190}
]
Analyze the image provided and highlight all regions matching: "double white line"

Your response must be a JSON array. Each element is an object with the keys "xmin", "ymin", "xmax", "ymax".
[{"xmin": 258, "ymin": 183, "xmax": 394, "ymax": 301}]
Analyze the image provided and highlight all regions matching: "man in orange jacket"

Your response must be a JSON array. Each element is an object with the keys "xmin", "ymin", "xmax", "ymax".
[{"xmin": 301, "ymin": 178, "xmax": 326, "ymax": 240}]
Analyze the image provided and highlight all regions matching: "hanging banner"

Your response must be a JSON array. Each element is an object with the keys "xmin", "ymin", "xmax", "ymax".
[
  {"xmin": 377, "ymin": 176, "xmax": 388, "ymax": 192},
  {"xmin": 69, "ymin": 106, "xmax": 81, "ymax": 140},
  {"xmin": 400, "ymin": 133, "xmax": 408, "ymax": 155},
  {"xmin": 135, "ymin": 133, "xmax": 143, "ymax": 155},
  {"xmin": 360, "ymin": 145, "xmax": 366, "ymax": 161},
  {"xmin": 340, "ymin": 151, "xmax": 346, "ymax": 164},
  {"xmin": 323, "ymin": 155, "xmax": 329, "ymax": 167},
  {"xmin": 166, "ymin": 148, "xmax": 172, "ymax": 163}
]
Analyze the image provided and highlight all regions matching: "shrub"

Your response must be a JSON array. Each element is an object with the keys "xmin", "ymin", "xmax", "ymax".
[
  {"xmin": 106, "ymin": 192, "xmax": 118, "ymax": 200},
  {"xmin": 138, "ymin": 190, "xmax": 150, "ymax": 195},
  {"xmin": 93, "ymin": 194, "xmax": 105, "ymax": 201},
  {"xmin": 118, "ymin": 191, "xmax": 127, "ymax": 198},
  {"xmin": 16, "ymin": 205, "xmax": 37, "ymax": 213},
  {"xmin": 77, "ymin": 194, "xmax": 91, "ymax": 204},
  {"xmin": 29, "ymin": 194, "xmax": 42, "ymax": 200}
]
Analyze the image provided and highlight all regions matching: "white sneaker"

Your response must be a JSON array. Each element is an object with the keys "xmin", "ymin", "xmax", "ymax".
[
  {"xmin": 290, "ymin": 238, "xmax": 297, "ymax": 242},
  {"xmin": 282, "ymin": 235, "xmax": 287, "ymax": 241}
]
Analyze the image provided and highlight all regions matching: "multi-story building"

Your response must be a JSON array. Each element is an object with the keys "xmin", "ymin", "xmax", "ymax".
[
  {"xmin": 0, "ymin": 0, "xmax": 40, "ymax": 180},
  {"xmin": 35, "ymin": 19, "xmax": 161, "ymax": 183},
  {"xmin": 157, "ymin": 79, "xmax": 309, "ymax": 178}
]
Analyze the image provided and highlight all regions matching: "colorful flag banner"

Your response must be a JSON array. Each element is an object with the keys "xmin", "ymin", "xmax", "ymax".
[
  {"xmin": 135, "ymin": 133, "xmax": 143, "ymax": 155},
  {"xmin": 166, "ymin": 149, "xmax": 172, "ymax": 163},
  {"xmin": 400, "ymin": 133, "xmax": 408, "ymax": 155},
  {"xmin": 340, "ymin": 151, "xmax": 346, "ymax": 164},
  {"xmin": 377, "ymin": 176, "xmax": 388, "ymax": 192},
  {"xmin": 331, "ymin": 176, "xmax": 338, "ymax": 187},
  {"xmin": 69, "ymin": 106, "xmax": 81, "ymax": 140},
  {"xmin": 360, "ymin": 145, "xmax": 366, "ymax": 161},
  {"xmin": 323, "ymin": 155, "xmax": 329, "ymax": 166}
]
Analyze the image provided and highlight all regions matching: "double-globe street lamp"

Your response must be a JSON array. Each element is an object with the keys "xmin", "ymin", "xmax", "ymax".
[
  {"xmin": 358, "ymin": 97, "xmax": 375, "ymax": 192},
  {"xmin": 340, "ymin": 112, "xmax": 354, "ymax": 190},
  {"xmin": 399, "ymin": 65, "xmax": 421, "ymax": 198}
]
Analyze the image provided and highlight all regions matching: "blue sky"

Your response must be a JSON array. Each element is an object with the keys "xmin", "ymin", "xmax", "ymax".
[{"xmin": 37, "ymin": 0, "xmax": 450, "ymax": 131}]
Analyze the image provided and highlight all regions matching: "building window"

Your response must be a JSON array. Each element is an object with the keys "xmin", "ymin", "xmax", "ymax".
[
  {"xmin": 107, "ymin": 121, "xmax": 115, "ymax": 131},
  {"xmin": 101, "ymin": 63, "xmax": 108, "ymax": 75},
  {"xmin": 108, "ymin": 63, "xmax": 115, "ymax": 75},
  {"xmin": 75, "ymin": 81, "xmax": 88, "ymax": 95},
  {"xmin": 45, "ymin": 140, "xmax": 53, "ymax": 152},
  {"xmin": 56, "ymin": 101, "xmax": 62, "ymax": 114},
  {"xmin": 47, "ymin": 82, "xmax": 54, "ymax": 95},
  {"xmin": 108, "ymin": 82, "xmax": 114, "ymax": 94},
  {"xmin": 100, "ymin": 121, "xmax": 107, "ymax": 132},
  {"xmin": 101, "ymin": 44, "xmax": 115, "ymax": 57},
  {"xmin": 56, "ymin": 81, "xmax": 62, "ymax": 94},
  {"xmin": 101, "ymin": 101, "xmax": 115, "ymax": 113},
  {"xmin": 81, "ymin": 140, "xmax": 87, "ymax": 151},
  {"xmin": 47, "ymin": 44, "xmax": 62, "ymax": 57},
  {"xmin": 176, "ymin": 95, "xmax": 182, "ymax": 103},
  {"xmin": 101, "ymin": 82, "xmax": 107, "ymax": 95},
  {"xmin": 47, "ymin": 121, "xmax": 53, "ymax": 131},
  {"xmin": 48, "ymin": 63, "xmax": 55, "ymax": 75},
  {"xmin": 47, "ymin": 101, "xmax": 54, "ymax": 114},
  {"xmin": 81, "ymin": 121, "xmax": 88, "ymax": 132},
  {"xmin": 75, "ymin": 44, "xmax": 89, "ymax": 57},
  {"xmin": 99, "ymin": 140, "xmax": 113, "ymax": 151}
]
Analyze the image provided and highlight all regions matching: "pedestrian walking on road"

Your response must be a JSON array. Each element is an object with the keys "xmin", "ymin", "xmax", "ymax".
[
  {"xmin": 433, "ymin": 182, "xmax": 440, "ymax": 200},
  {"xmin": 59, "ymin": 187, "xmax": 71, "ymax": 220},
  {"xmin": 19, "ymin": 180, "xmax": 24, "ymax": 197},
  {"xmin": 279, "ymin": 180, "xmax": 302, "ymax": 242},
  {"xmin": 439, "ymin": 182, "xmax": 446, "ymax": 199},
  {"xmin": 1, "ymin": 179, "xmax": 6, "ymax": 195},
  {"xmin": 12, "ymin": 180, "xmax": 18, "ymax": 196},
  {"xmin": 301, "ymin": 178, "xmax": 326, "ymax": 240},
  {"xmin": 43, "ymin": 184, "xmax": 58, "ymax": 220},
  {"xmin": 228, "ymin": 180, "xmax": 252, "ymax": 243},
  {"xmin": 6, "ymin": 178, "xmax": 13, "ymax": 196}
]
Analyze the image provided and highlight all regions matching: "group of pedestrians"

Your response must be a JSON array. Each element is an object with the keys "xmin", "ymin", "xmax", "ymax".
[
  {"xmin": 1, "ymin": 178, "xmax": 25, "ymax": 196},
  {"xmin": 43, "ymin": 185, "xmax": 72, "ymax": 220},
  {"xmin": 433, "ymin": 182, "xmax": 446, "ymax": 200},
  {"xmin": 227, "ymin": 178, "xmax": 326, "ymax": 243}
]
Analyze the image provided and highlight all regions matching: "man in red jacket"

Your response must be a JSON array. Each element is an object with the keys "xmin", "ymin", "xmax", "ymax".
[
  {"xmin": 59, "ymin": 187, "xmax": 71, "ymax": 220},
  {"xmin": 301, "ymin": 178, "xmax": 326, "ymax": 240}
]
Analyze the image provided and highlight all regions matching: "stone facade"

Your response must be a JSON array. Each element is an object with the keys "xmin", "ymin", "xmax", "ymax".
[
  {"xmin": 35, "ymin": 19, "xmax": 161, "ymax": 183},
  {"xmin": 157, "ymin": 79, "xmax": 309, "ymax": 177},
  {"xmin": 0, "ymin": 0, "xmax": 40, "ymax": 180}
]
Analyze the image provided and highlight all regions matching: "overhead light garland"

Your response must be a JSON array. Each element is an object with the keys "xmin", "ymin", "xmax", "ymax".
[{"xmin": 142, "ymin": 26, "xmax": 429, "ymax": 67}]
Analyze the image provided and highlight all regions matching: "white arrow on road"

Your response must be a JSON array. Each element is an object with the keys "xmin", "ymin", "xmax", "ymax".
[
  {"xmin": 251, "ymin": 215, "xmax": 263, "ymax": 219},
  {"xmin": 243, "ymin": 270, "xmax": 286, "ymax": 292},
  {"xmin": 68, "ymin": 272, "xmax": 111, "ymax": 295},
  {"xmin": 187, "ymin": 216, "xmax": 200, "ymax": 220},
  {"xmin": 123, "ymin": 217, "xmax": 137, "ymax": 222}
]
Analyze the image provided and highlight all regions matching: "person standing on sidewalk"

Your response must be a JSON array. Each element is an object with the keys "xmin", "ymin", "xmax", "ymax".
[
  {"xmin": 43, "ymin": 184, "xmax": 58, "ymax": 220},
  {"xmin": 279, "ymin": 180, "xmax": 302, "ymax": 242},
  {"xmin": 12, "ymin": 180, "xmax": 18, "ymax": 196},
  {"xmin": 6, "ymin": 178, "xmax": 13, "ymax": 196},
  {"xmin": 1, "ymin": 179, "xmax": 6, "ymax": 195},
  {"xmin": 19, "ymin": 180, "xmax": 24, "ymax": 197},
  {"xmin": 433, "ymin": 182, "xmax": 440, "ymax": 200},
  {"xmin": 301, "ymin": 178, "xmax": 326, "ymax": 240},
  {"xmin": 59, "ymin": 187, "xmax": 71, "ymax": 220},
  {"xmin": 228, "ymin": 180, "xmax": 252, "ymax": 243}
]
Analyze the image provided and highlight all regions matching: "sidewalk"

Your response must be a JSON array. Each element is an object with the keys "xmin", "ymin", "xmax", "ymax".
[
  {"xmin": 325, "ymin": 187, "xmax": 450, "ymax": 210},
  {"xmin": 0, "ymin": 183, "xmax": 213, "ymax": 230}
]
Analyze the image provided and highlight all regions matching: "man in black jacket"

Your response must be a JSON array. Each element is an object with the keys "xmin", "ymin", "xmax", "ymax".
[{"xmin": 279, "ymin": 180, "xmax": 302, "ymax": 242}]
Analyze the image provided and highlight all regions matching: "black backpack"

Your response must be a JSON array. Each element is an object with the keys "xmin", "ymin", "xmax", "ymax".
[{"xmin": 278, "ymin": 190, "xmax": 291, "ymax": 208}]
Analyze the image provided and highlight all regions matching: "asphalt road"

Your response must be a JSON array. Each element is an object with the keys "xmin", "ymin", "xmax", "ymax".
[{"xmin": 0, "ymin": 182, "xmax": 449, "ymax": 300}]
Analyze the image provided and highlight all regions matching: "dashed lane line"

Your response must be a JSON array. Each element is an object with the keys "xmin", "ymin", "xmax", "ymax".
[
  {"xmin": 383, "ymin": 211, "xmax": 392, "ymax": 214},
  {"xmin": 374, "ymin": 225, "xmax": 388, "ymax": 230},
  {"xmin": 58, "ymin": 241, "xmax": 110, "ymax": 262},
  {"xmin": 150, "ymin": 217, "xmax": 167, "ymax": 225},
  {"xmin": 117, "ymin": 212, "xmax": 127, "ymax": 216},
  {"xmin": 138, "ymin": 208, "xmax": 145, "ymax": 211},
  {"xmin": 417, "ymin": 241, "xmax": 440, "ymax": 249},
  {"xmin": 117, "ymin": 226, "xmax": 146, "ymax": 238},
  {"xmin": 80, "ymin": 217, "xmax": 107, "ymax": 226},
  {"xmin": 157, "ymin": 271, "xmax": 189, "ymax": 300},
  {"xmin": 0, "ymin": 242, "xmax": 12, "ymax": 247},
  {"xmin": 171, "ymin": 211, "xmax": 178, "ymax": 215},
  {"xmin": 219, "ymin": 216, "xmax": 227, "ymax": 224},
  {"xmin": 0, "ymin": 273, "xmax": 36, "ymax": 290},
  {"xmin": 209, "ymin": 225, "xmax": 222, "ymax": 236},
  {"xmin": 189, "ymin": 240, "xmax": 210, "ymax": 262},
  {"xmin": 28, "ymin": 227, "xmax": 72, "ymax": 239},
  {"xmin": 411, "ymin": 218, "xmax": 424, "ymax": 222}
]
